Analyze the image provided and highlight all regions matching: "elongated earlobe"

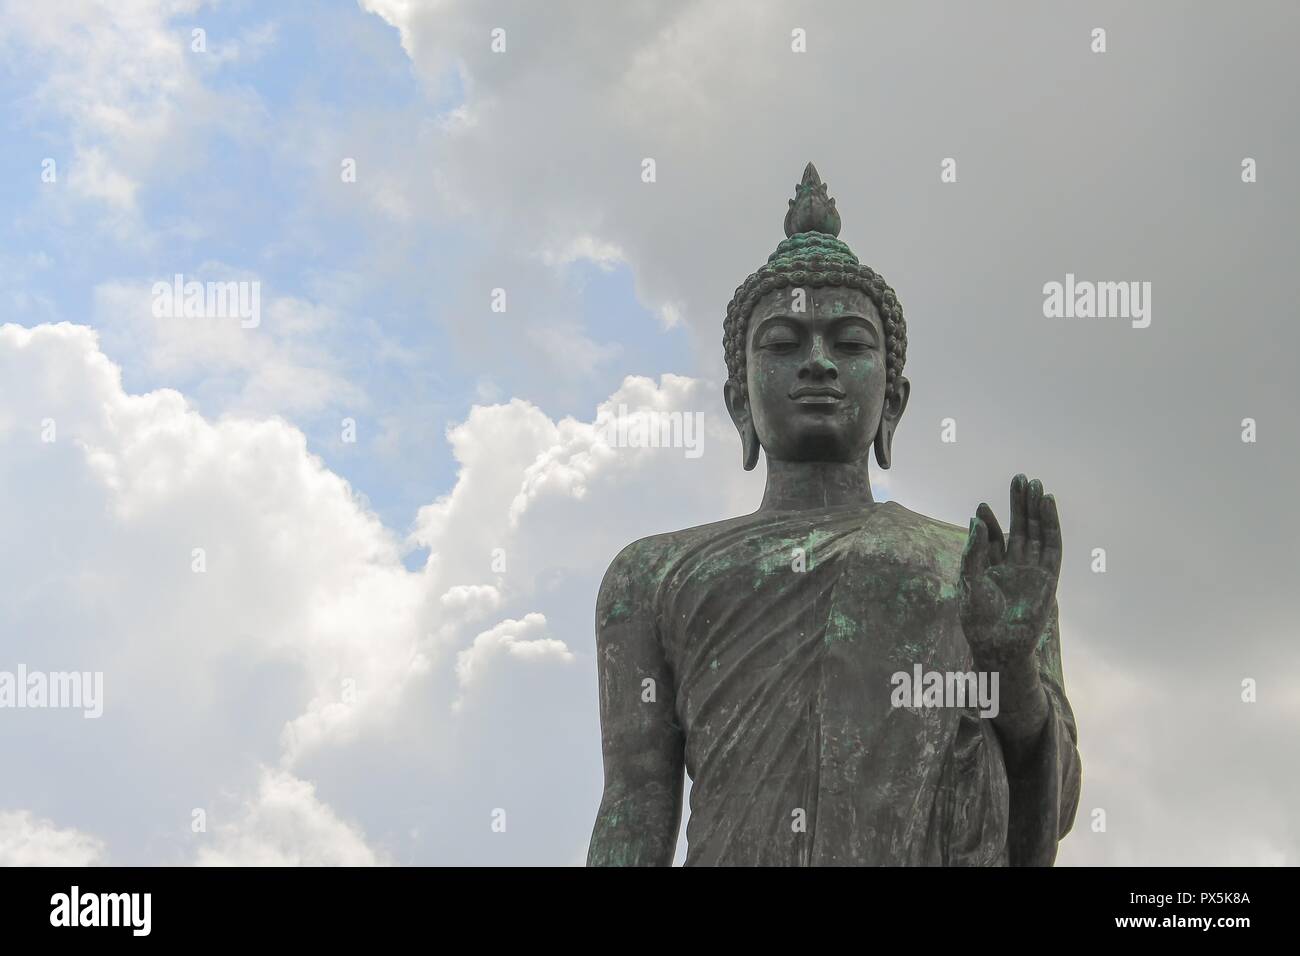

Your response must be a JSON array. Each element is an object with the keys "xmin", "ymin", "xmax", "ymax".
[
  {"xmin": 873, "ymin": 420, "xmax": 894, "ymax": 469},
  {"xmin": 742, "ymin": 419, "xmax": 760, "ymax": 470},
  {"xmin": 724, "ymin": 379, "xmax": 761, "ymax": 471},
  {"xmin": 874, "ymin": 375, "xmax": 910, "ymax": 470}
]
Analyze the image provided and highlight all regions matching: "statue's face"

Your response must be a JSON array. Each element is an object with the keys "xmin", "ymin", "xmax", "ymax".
[{"xmin": 738, "ymin": 286, "xmax": 890, "ymax": 463}]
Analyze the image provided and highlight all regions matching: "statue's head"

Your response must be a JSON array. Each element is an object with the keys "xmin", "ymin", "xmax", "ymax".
[{"xmin": 723, "ymin": 163, "xmax": 909, "ymax": 471}]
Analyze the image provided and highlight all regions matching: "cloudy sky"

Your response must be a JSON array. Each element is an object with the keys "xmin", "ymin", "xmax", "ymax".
[{"xmin": 1, "ymin": 0, "xmax": 1297, "ymax": 866}]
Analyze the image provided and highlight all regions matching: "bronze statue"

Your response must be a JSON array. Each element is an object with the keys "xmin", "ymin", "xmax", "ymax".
[{"xmin": 587, "ymin": 164, "xmax": 1080, "ymax": 866}]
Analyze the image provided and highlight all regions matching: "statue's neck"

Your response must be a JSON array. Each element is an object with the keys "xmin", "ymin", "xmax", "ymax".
[{"xmin": 758, "ymin": 457, "xmax": 876, "ymax": 513}]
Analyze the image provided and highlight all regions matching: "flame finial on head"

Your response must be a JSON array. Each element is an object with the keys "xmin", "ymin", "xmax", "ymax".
[{"xmin": 783, "ymin": 162, "xmax": 842, "ymax": 238}]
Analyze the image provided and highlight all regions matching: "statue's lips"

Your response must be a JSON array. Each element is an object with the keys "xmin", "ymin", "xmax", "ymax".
[{"xmin": 789, "ymin": 385, "xmax": 846, "ymax": 404}]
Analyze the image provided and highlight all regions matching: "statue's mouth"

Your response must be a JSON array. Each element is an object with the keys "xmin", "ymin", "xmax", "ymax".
[{"xmin": 789, "ymin": 384, "xmax": 846, "ymax": 404}]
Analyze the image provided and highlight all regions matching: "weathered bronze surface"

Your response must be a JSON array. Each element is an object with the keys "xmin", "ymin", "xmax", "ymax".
[{"xmin": 587, "ymin": 164, "xmax": 1080, "ymax": 866}]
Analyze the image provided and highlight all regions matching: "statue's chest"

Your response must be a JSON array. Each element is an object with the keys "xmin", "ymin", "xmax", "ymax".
[{"xmin": 657, "ymin": 525, "xmax": 971, "ymax": 715}]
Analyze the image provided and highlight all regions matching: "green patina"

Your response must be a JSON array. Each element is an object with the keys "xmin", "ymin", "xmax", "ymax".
[
  {"xmin": 745, "ymin": 527, "xmax": 845, "ymax": 590},
  {"xmin": 824, "ymin": 606, "xmax": 856, "ymax": 644}
]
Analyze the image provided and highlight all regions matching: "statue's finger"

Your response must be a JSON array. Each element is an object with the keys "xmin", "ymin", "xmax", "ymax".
[
  {"xmin": 1040, "ymin": 493, "xmax": 1063, "ymax": 580},
  {"xmin": 1006, "ymin": 474, "xmax": 1028, "ymax": 562},
  {"xmin": 1027, "ymin": 478, "xmax": 1043, "ymax": 565},
  {"xmin": 961, "ymin": 517, "xmax": 990, "ymax": 584},
  {"xmin": 975, "ymin": 502, "xmax": 1005, "ymax": 564}
]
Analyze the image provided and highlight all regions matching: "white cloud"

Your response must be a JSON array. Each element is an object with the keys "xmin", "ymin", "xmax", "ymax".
[
  {"xmin": 538, "ymin": 236, "xmax": 627, "ymax": 272},
  {"xmin": 69, "ymin": 145, "xmax": 139, "ymax": 210},
  {"xmin": 0, "ymin": 0, "xmax": 266, "ymax": 223},
  {"xmin": 411, "ymin": 372, "xmax": 758, "ymax": 571},
  {"xmin": 92, "ymin": 278, "xmax": 365, "ymax": 419},
  {"xmin": 0, "ymin": 811, "xmax": 107, "ymax": 866},
  {"xmin": 0, "ymin": 320, "xmax": 750, "ymax": 864},
  {"xmin": 1, "ymin": 323, "xmax": 429, "ymax": 768},
  {"xmin": 196, "ymin": 769, "xmax": 386, "ymax": 866},
  {"xmin": 358, "ymin": 0, "xmax": 464, "ymax": 72},
  {"xmin": 454, "ymin": 613, "xmax": 573, "ymax": 709}
]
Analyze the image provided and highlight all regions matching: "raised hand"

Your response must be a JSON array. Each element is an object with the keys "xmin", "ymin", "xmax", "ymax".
[{"xmin": 959, "ymin": 474, "xmax": 1062, "ymax": 675}]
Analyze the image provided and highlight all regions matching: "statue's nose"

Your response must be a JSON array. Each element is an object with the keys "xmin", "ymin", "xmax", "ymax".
[{"xmin": 799, "ymin": 336, "xmax": 839, "ymax": 379}]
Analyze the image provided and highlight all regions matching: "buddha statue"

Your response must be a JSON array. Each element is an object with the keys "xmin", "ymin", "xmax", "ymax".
[{"xmin": 587, "ymin": 164, "xmax": 1080, "ymax": 866}]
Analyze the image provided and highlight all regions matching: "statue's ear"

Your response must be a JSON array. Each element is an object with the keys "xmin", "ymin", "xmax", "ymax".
[
  {"xmin": 723, "ymin": 379, "xmax": 760, "ymax": 471},
  {"xmin": 873, "ymin": 375, "xmax": 910, "ymax": 470}
]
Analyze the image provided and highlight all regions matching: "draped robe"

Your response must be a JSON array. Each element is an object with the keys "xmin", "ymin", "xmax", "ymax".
[{"xmin": 596, "ymin": 500, "xmax": 1081, "ymax": 866}]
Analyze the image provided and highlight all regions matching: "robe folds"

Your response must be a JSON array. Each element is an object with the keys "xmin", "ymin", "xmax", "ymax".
[{"xmin": 597, "ymin": 500, "xmax": 1081, "ymax": 866}]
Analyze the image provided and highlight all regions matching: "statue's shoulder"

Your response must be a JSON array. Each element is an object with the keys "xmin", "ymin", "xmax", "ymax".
[
  {"xmin": 601, "ymin": 516, "xmax": 755, "ymax": 578},
  {"xmin": 597, "ymin": 515, "xmax": 755, "ymax": 627},
  {"xmin": 871, "ymin": 500, "xmax": 969, "ymax": 570}
]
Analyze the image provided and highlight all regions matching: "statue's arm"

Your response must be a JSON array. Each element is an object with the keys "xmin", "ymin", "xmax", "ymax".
[
  {"xmin": 586, "ymin": 546, "xmax": 685, "ymax": 867},
  {"xmin": 960, "ymin": 477, "xmax": 1081, "ymax": 863},
  {"xmin": 1003, "ymin": 601, "xmax": 1082, "ymax": 865}
]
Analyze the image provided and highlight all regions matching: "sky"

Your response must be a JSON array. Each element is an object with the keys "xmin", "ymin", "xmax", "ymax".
[{"xmin": 0, "ymin": 0, "xmax": 1297, "ymax": 866}]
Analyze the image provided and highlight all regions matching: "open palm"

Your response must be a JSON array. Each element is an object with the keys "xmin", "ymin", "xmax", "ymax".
[{"xmin": 959, "ymin": 474, "xmax": 1062, "ymax": 671}]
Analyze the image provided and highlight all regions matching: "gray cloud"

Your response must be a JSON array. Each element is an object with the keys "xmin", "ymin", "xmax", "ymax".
[
  {"xmin": 360, "ymin": 0, "xmax": 1300, "ymax": 865},
  {"xmin": 2, "ymin": 0, "xmax": 1296, "ymax": 866}
]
